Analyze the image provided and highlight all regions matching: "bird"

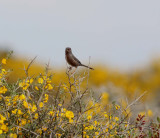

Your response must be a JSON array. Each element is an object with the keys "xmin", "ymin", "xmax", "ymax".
[{"xmin": 65, "ymin": 47, "xmax": 94, "ymax": 70}]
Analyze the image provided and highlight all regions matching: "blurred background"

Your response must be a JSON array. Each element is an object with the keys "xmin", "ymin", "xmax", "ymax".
[{"xmin": 0, "ymin": 0, "xmax": 160, "ymax": 117}]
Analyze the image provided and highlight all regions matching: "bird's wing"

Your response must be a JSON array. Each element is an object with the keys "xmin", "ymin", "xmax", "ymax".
[{"xmin": 72, "ymin": 54, "xmax": 82, "ymax": 65}]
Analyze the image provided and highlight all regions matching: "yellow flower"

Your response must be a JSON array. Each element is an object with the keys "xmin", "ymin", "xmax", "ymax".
[
  {"xmin": 88, "ymin": 125, "xmax": 94, "ymax": 130},
  {"xmin": 2, "ymin": 58, "xmax": 6, "ymax": 64},
  {"xmin": 48, "ymin": 84, "xmax": 53, "ymax": 90},
  {"xmin": 63, "ymin": 85, "xmax": 68, "ymax": 90},
  {"xmin": 45, "ymin": 84, "xmax": 53, "ymax": 90},
  {"xmin": 42, "ymin": 126, "xmax": 47, "ymax": 131},
  {"xmin": 13, "ymin": 95, "xmax": 19, "ymax": 102},
  {"xmin": 23, "ymin": 101, "xmax": 29, "ymax": 108},
  {"xmin": 139, "ymin": 112, "xmax": 145, "ymax": 116},
  {"xmin": 95, "ymin": 132, "xmax": 99, "ymax": 135},
  {"xmin": 0, "ymin": 120, "xmax": 3, "ymax": 124},
  {"xmin": 35, "ymin": 86, "xmax": 39, "ymax": 90},
  {"xmin": 46, "ymin": 80, "xmax": 52, "ymax": 84},
  {"xmin": 19, "ymin": 82, "xmax": 24, "ymax": 87},
  {"xmin": 17, "ymin": 109, "xmax": 23, "ymax": 115},
  {"xmin": 62, "ymin": 108, "xmax": 66, "ymax": 113},
  {"xmin": 115, "ymin": 117, "xmax": 119, "ymax": 121},
  {"xmin": 0, "ymin": 115, "xmax": 6, "ymax": 124},
  {"xmin": 38, "ymin": 78, "xmax": 43, "ymax": 84},
  {"xmin": 12, "ymin": 109, "xmax": 17, "ymax": 114},
  {"xmin": 48, "ymin": 111, "xmax": 55, "ymax": 116},
  {"xmin": 32, "ymin": 105, "xmax": 37, "ymax": 112},
  {"xmin": 10, "ymin": 133, "xmax": 17, "ymax": 138},
  {"xmin": 94, "ymin": 120, "xmax": 99, "ymax": 126},
  {"xmin": 69, "ymin": 119, "xmax": 73, "ymax": 123},
  {"xmin": 23, "ymin": 84, "xmax": 29, "ymax": 90},
  {"xmin": 148, "ymin": 109, "xmax": 153, "ymax": 117},
  {"xmin": 1, "ymin": 69, "xmax": 7, "ymax": 75},
  {"xmin": 0, "ymin": 73, "xmax": 2, "ymax": 79},
  {"xmin": 58, "ymin": 104, "xmax": 62, "ymax": 107},
  {"xmin": 19, "ymin": 94, "xmax": 25, "ymax": 100},
  {"xmin": 29, "ymin": 78, "xmax": 33, "ymax": 84},
  {"xmin": 56, "ymin": 134, "xmax": 61, "ymax": 138},
  {"xmin": 39, "ymin": 102, "xmax": 43, "ymax": 108},
  {"xmin": 115, "ymin": 104, "xmax": 120, "ymax": 110},
  {"xmin": 0, "ymin": 130, "xmax": 2, "ymax": 134},
  {"xmin": 0, "ymin": 86, "xmax": 7, "ymax": 94},
  {"xmin": 65, "ymin": 111, "xmax": 74, "ymax": 119},
  {"xmin": 34, "ymin": 113, "xmax": 38, "ymax": 119},
  {"xmin": 1, "ymin": 124, "xmax": 8, "ymax": 132},
  {"xmin": 44, "ymin": 94, "xmax": 48, "ymax": 103},
  {"xmin": 19, "ymin": 80, "xmax": 30, "ymax": 90},
  {"xmin": 60, "ymin": 112, "xmax": 65, "ymax": 117},
  {"xmin": 87, "ymin": 115, "xmax": 92, "ymax": 120},
  {"xmin": 104, "ymin": 112, "xmax": 108, "ymax": 118},
  {"xmin": 21, "ymin": 119, "xmax": 26, "ymax": 126}
]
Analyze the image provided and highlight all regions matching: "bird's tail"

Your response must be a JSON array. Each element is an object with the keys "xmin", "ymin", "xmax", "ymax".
[{"xmin": 81, "ymin": 64, "xmax": 94, "ymax": 70}]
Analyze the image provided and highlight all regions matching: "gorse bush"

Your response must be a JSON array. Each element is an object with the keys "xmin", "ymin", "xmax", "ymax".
[{"xmin": 0, "ymin": 53, "xmax": 160, "ymax": 138}]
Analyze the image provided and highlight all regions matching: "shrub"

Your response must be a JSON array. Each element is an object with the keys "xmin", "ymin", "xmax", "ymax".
[{"xmin": 0, "ymin": 54, "xmax": 160, "ymax": 138}]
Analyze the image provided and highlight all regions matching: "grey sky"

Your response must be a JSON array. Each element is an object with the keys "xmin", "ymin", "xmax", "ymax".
[{"xmin": 0, "ymin": 0, "xmax": 160, "ymax": 70}]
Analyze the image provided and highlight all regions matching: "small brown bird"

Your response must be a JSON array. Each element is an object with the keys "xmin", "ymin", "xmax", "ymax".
[{"xmin": 65, "ymin": 47, "xmax": 94, "ymax": 70}]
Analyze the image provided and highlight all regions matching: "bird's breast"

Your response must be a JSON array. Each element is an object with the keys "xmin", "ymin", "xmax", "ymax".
[{"xmin": 66, "ymin": 54, "xmax": 77, "ymax": 67}]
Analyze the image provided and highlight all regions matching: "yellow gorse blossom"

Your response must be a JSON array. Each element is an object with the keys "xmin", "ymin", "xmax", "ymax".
[
  {"xmin": 44, "ymin": 94, "xmax": 48, "ymax": 103},
  {"xmin": 65, "ymin": 110, "xmax": 74, "ymax": 123},
  {"xmin": 1, "ymin": 69, "xmax": 7, "ymax": 75},
  {"xmin": 56, "ymin": 134, "xmax": 61, "ymax": 138},
  {"xmin": 0, "ymin": 86, "xmax": 7, "ymax": 94},
  {"xmin": 65, "ymin": 111, "xmax": 74, "ymax": 119},
  {"xmin": 19, "ymin": 94, "xmax": 26, "ymax": 100},
  {"xmin": 1, "ymin": 124, "xmax": 8, "ymax": 132},
  {"xmin": 10, "ymin": 133, "xmax": 17, "ymax": 138},
  {"xmin": 2, "ymin": 58, "xmax": 6, "ymax": 64},
  {"xmin": 115, "ymin": 104, "xmax": 120, "ymax": 110},
  {"xmin": 38, "ymin": 78, "xmax": 43, "ymax": 84},
  {"xmin": 45, "ymin": 83, "xmax": 53, "ymax": 90},
  {"xmin": 34, "ymin": 113, "xmax": 38, "ymax": 119},
  {"xmin": 23, "ymin": 101, "xmax": 29, "ymax": 109},
  {"xmin": 0, "ymin": 114, "xmax": 6, "ymax": 124},
  {"xmin": 48, "ymin": 111, "xmax": 54, "ymax": 116},
  {"xmin": 19, "ymin": 79, "xmax": 33, "ymax": 90},
  {"xmin": 63, "ymin": 85, "xmax": 68, "ymax": 90},
  {"xmin": 0, "ymin": 73, "xmax": 3, "ymax": 79},
  {"xmin": 148, "ymin": 109, "xmax": 153, "ymax": 117},
  {"xmin": 39, "ymin": 102, "xmax": 43, "ymax": 108},
  {"xmin": 87, "ymin": 115, "xmax": 92, "ymax": 120},
  {"xmin": 32, "ymin": 105, "xmax": 37, "ymax": 112},
  {"xmin": 114, "ymin": 117, "xmax": 119, "ymax": 121},
  {"xmin": 17, "ymin": 109, "xmax": 23, "ymax": 115},
  {"xmin": 35, "ymin": 86, "xmax": 39, "ymax": 90},
  {"xmin": 20, "ymin": 119, "xmax": 27, "ymax": 126}
]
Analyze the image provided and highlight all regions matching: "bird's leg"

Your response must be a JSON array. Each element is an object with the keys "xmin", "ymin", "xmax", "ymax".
[
  {"xmin": 69, "ymin": 66, "xmax": 72, "ymax": 71},
  {"xmin": 66, "ymin": 63, "xmax": 72, "ymax": 73}
]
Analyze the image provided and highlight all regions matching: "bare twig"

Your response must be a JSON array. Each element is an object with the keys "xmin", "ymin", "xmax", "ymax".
[
  {"xmin": 24, "ymin": 56, "xmax": 37, "ymax": 77},
  {"xmin": 125, "ymin": 91, "xmax": 147, "ymax": 110}
]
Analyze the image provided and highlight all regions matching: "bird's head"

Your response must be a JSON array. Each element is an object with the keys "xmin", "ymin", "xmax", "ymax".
[{"xmin": 65, "ymin": 47, "xmax": 72, "ymax": 54}]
